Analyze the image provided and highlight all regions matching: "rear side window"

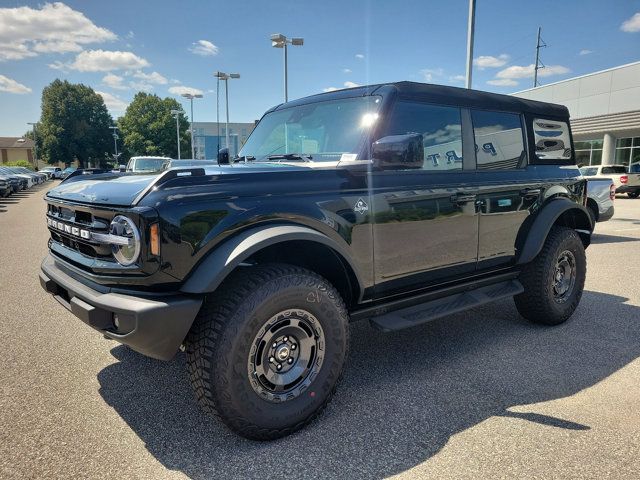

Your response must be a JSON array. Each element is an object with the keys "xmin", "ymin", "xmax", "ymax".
[
  {"xmin": 580, "ymin": 167, "xmax": 598, "ymax": 176},
  {"xmin": 602, "ymin": 166, "xmax": 627, "ymax": 174},
  {"xmin": 533, "ymin": 118, "xmax": 572, "ymax": 160},
  {"xmin": 382, "ymin": 102, "xmax": 463, "ymax": 171},
  {"xmin": 471, "ymin": 110, "xmax": 525, "ymax": 170}
]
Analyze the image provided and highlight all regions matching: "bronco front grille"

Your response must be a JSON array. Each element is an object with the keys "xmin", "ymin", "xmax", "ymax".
[{"xmin": 46, "ymin": 202, "xmax": 116, "ymax": 260}]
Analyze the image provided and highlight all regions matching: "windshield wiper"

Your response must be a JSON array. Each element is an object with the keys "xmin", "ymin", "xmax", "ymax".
[
  {"xmin": 233, "ymin": 155, "xmax": 256, "ymax": 163},
  {"xmin": 266, "ymin": 153, "xmax": 312, "ymax": 162}
]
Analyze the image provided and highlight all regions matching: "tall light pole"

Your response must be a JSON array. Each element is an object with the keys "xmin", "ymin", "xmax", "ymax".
[
  {"xmin": 27, "ymin": 122, "xmax": 38, "ymax": 168},
  {"xmin": 181, "ymin": 93, "xmax": 203, "ymax": 159},
  {"xmin": 214, "ymin": 71, "xmax": 240, "ymax": 154},
  {"xmin": 109, "ymin": 126, "xmax": 119, "ymax": 161},
  {"xmin": 465, "ymin": 0, "xmax": 476, "ymax": 89},
  {"xmin": 170, "ymin": 109, "xmax": 182, "ymax": 159},
  {"xmin": 270, "ymin": 34, "xmax": 304, "ymax": 102}
]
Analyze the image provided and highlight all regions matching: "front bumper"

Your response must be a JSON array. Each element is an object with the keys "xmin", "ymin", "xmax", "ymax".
[{"xmin": 40, "ymin": 254, "xmax": 203, "ymax": 360}]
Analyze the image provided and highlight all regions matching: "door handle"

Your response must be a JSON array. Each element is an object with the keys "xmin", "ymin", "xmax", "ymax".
[
  {"xmin": 451, "ymin": 193, "xmax": 477, "ymax": 204},
  {"xmin": 520, "ymin": 188, "xmax": 541, "ymax": 197}
]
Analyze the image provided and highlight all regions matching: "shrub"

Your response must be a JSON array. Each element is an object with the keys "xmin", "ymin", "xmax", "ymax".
[{"xmin": 5, "ymin": 160, "xmax": 33, "ymax": 169}]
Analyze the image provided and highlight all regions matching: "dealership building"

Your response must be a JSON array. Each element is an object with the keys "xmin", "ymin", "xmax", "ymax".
[
  {"xmin": 191, "ymin": 121, "xmax": 256, "ymax": 159},
  {"xmin": 513, "ymin": 61, "xmax": 640, "ymax": 168}
]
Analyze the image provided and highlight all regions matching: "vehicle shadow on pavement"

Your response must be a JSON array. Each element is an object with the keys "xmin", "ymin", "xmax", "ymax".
[
  {"xmin": 0, "ymin": 184, "xmax": 51, "ymax": 213},
  {"xmin": 97, "ymin": 290, "xmax": 640, "ymax": 480},
  {"xmin": 591, "ymin": 233, "xmax": 640, "ymax": 244}
]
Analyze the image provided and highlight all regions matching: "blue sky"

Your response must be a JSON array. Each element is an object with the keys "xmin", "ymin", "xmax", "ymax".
[{"xmin": 1, "ymin": 0, "xmax": 639, "ymax": 136}]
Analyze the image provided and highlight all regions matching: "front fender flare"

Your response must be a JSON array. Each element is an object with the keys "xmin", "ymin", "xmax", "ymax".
[
  {"xmin": 180, "ymin": 224, "xmax": 364, "ymax": 296},
  {"xmin": 517, "ymin": 199, "xmax": 592, "ymax": 265}
]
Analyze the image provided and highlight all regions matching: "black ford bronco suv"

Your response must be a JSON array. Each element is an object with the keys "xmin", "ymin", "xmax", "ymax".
[{"xmin": 40, "ymin": 82, "xmax": 592, "ymax": 440}]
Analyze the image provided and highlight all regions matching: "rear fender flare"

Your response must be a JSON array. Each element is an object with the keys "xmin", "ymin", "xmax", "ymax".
[
  {"xmin": 517, "ymin": 199, "xmax": 592, "ymax": 265},
  {"xmin": 180, "ymin": 224, "xmax": 364, "ymax": 297}
]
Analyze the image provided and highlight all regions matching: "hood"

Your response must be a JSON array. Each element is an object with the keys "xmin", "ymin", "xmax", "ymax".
[
  {"xmin": 45, "ymin": 163, "xmax": 309, "ymax": 206},
  {"xmin": 46, "ymin": 173, "xmax": 159, "ymax": 206}
]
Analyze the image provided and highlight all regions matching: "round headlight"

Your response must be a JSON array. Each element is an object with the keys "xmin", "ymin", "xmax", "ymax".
[{"xmin": 109, "ymin": 215, "xmax": 141, "ymax": 266}]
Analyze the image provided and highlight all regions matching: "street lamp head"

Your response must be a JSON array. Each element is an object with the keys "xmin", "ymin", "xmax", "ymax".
[
  {"xmin": 271, "ymin": 33, "xmax": 286, "ymax": 46},
  {"xmin": 214, "ymin": 71, "xmax": 229, "ymax": 79},
  {"xmin": 229, "ymin": 73, "xmax": 240, "ymax": 79},
  {"xmin": 194, "ymin": 94, "xmax": 203, "ymax": 98},
  {"xmin": 170, "ymin": 109, "xmax": 182, "ymax": 116},
  {"xmin": 291, "ymin": 37, "xmax": 304, "ymax": 46}
]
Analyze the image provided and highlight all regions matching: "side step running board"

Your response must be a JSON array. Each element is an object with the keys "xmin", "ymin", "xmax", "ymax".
[{"xmin": 370, "ymin": 279, "xmax": 523, "ymax": 332}]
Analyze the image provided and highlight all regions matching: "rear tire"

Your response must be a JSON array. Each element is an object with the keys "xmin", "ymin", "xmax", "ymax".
[
  {"xmin": 515, "ymin": 226, "xmax": 586, "ymax": 325},
  {"xmin": 186, "ymin": 263, "xmax": 349, "ymax": 440},
  {"xmin": 628, "ymin": 191, "xmax": 640, "ymax": 199}
]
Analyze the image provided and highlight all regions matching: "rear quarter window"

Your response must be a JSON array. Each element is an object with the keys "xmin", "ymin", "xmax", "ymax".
[
  {"xmin": 601, "ymin": 166, "xmax": 627, "ymax": 174},
  {"xmin": 533, "ymin": 118, "xmax": 572, "ymax": 161}
]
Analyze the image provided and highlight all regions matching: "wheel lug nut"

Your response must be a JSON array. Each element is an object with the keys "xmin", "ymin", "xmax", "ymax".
[
  {"xmin": 272, "ymin": 342, "xmax": 277, "ymax": 348},
  {"xmin": 276, "ymin": 364, "xmax": 282, "ymax": 370},
  {"xmin": 291, "ymin": 344, "xmax": 296, "ymax": 350},
  {"xmin": 269, "ymin": 357, "xmax": 275, "ymax": 363},
  {"xmin": 288, "ymin": 358, "xmax": 293, "ymax": 364},
  {"xmin": 283, "ymin": 336, "xmax": 288, "ymax": 342}
]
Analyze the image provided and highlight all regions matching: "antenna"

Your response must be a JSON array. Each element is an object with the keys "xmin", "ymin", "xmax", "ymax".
[{"xmin": 533, "ymin": 26, "xmax": 547, "ymax": 87}]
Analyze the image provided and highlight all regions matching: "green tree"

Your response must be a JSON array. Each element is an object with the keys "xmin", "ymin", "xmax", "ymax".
[
  {"xmin": 117, "ymin": 92, "xmax": 190, "ymax": 160},
  {"xmin": 38, "ymin": 79, "xmax": 113, "ymax": 167}
]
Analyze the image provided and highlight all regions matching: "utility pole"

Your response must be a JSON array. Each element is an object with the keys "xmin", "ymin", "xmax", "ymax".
[
  {"xmin": 170, "ymin": 110, "xmax": 182, "ymax": 159},
  {"xmin": 27, "ymin": 122, "xmax": 38, "ymax": 168},
  {"xmin": 465, "ymin": 0, "xmax": 476, "ymax": 89},
  {"xmin": 533, "ymin": 26, "xmax": 546, "ymax": 88},
  {"xmin": 109, "ymin": 126, "xmax": 119, "ymax": 161}
]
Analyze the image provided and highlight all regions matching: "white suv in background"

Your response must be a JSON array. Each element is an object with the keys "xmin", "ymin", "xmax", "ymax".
[{"xmin": 580, "ymin": 165, "xmax": 640, "ymax": 198}]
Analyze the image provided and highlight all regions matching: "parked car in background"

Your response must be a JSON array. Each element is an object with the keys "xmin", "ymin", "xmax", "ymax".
[
  {"xmin": 0, "ymin": 177, "xmax": 10, "ymax": 197},
  {"xmin": 41, "ymin": 167, "xmax": 63, "ymax": 179},
  {"xmin": 60, "ymin": 167, "xmax": 76, "ymax": 179},
  {"xmin": 580, "ymin": 165, "xmax": 640, "ymax": 198},
  {"xmin": 10, "ymin": 166, "xmax": 47, "ymax": 184},
  {"xmin": 125, "ymin": 156, "xmax": 171, "ymax": 173},
  {"xmin": 161, "ymin": 159, "xmax": 217, "ymax": 170},
  {"xmin": 0, "ymin": 167, "xmax": 34, "ymax": 188},
  {"xmin": 0, "ymin": 172, "xmax": 23, "ymax": 192},
  {"xmin": 585, "ymin": 178, "xmax": 615, "ymax": 225}
]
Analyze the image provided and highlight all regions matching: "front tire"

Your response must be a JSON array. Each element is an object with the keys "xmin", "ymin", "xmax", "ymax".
[
  {"xmin": 515, "ymin": 226, "xmax": 586, "ymax": 325},
  {"xmin": 628, "ymin": 191, "xmax": 640, "ymax": 199},
  {"xmin": 186, "ymin": 263, "xmax": 349, "ymax": 440}
]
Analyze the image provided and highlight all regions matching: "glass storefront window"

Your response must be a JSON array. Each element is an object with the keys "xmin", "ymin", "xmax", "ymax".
[
  {"xmin": 615, "ymin": 148, "xmax": 631, "ymax": 166},
  {"xmin": 591, "ymin": 150, "xmax": 602, "ymax": 165},
  {"xmin": 575, "ymin": 150, "xmax": 591, "ymax": 166},
  {"xmin": 617, "ymin": 138, "xmax": 633, "ymax": 149}
]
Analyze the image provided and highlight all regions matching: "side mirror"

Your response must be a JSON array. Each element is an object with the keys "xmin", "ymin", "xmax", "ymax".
[
  {"xmin": 372, "ymin": 133, "xmax": 424, "ymax": 170},
  {"xmin": 217, "ymin": 148, "xmax": 230, "ymax": 165},
  {"xmin": 118, "ymin": 165, "xmax": 126, "ymax": 172}
]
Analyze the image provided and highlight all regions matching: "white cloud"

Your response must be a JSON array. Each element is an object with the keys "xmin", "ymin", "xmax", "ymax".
[
  {"xmin": 355, "ymin": 53, "xmax": 365, "ymax": 59},
  {"xmin": 579, "ymin": 49, "xmax": 593, "ymax": 55},
  {"xmin": 420, "ymin": 68, "xmax": 444, "ymax": 82},
  {"xmin": 344, "ymin": 81, "xmax": 360, "ymax": 88},
  {"xmin": 132, "ymin": 71, "xmax": 167, "ymax": 84},
  {"xmin": 129, "ymin": 81, "xmax": 154, "ymax": 92},
  {"xmin": 323, "ymin": 82, "xmax": 361, "ymax": 92},
  {"xmin": 621, "ymin": 12, "xmax": 640, "ymax": 32},
  {"xmin": 322, "ymin": 87, "xmax": 339, "ymax": 92},
  {"xmin": 487, "ymin": 78, "xmax": 518, "ymax": 87},
  {"xmin": 170, "ymin": 79, "xmax": 181, "ymax": 84},
  {"xmin": 495, "ymin": 63, "xmax": 570, "ymax": 80},
  {"xmin": 96, "ymin": 91, "xmax": 127, "ymax": 112},
  {"xmin": 449, "ymin": 74, "xmax": 465, "ymax": 83},
  {"xmin": 102, "ymin": 73, "xmax": 127, "ymax": 90},
  {"xmin": 0, "ymin": 2, "xmax": 116, "ymax": 61},
  {"xmin": 473, "ymin": 54, "xmax": 509, "ymax": 69},
  {"xmin": 168, "ymin": 85, "xmax": 204, "ymax": 96},
  {"xmin": 62, "ymin": 49, "xmax": 150, "ymax": 72},
  {"xmin": 343, "ymin": 68, "xmax": 352, "ymax": 73},
  {"xmin": 0, "ymin": 75, "xmax": 31, "ymax": 94},
  {"xmin": 189, "ymin": 40, "xmax": 219, "ymax": 56}
]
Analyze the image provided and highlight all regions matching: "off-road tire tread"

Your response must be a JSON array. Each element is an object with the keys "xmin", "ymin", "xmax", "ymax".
[
  {"xmin": 514, "ymin": 226, "xmax": 586, "ymax": 325},
  {"xmin": 185, "ymin": 263, "xmax": 349, "ymax": 440}
]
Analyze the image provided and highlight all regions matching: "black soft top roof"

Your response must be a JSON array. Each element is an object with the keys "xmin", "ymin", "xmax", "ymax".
[{"xmin": 275, "ymin": 81, "xmax": 569, "ymax": 119}]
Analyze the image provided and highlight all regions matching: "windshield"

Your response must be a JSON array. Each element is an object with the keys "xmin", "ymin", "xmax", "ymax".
[
  {"xmin": 238, "ymin": 96, "xmax": 382, "ymax": 162},
  {"xmin": 580, "ymin": 167, "xmax": 598, "ymax": 176},
  {"xmin": 129, "ymin": 158, "xmax": 168, "ymax": 172}
]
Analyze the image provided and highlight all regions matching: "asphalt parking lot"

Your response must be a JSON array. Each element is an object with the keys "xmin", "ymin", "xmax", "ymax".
[{"xmin": 1, "ymin": 185, "xmax": 639, "ymax": 479}]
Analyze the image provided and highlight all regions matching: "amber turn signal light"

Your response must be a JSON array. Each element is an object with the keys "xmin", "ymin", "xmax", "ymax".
[{"xmin": 149, "ymin": 223, "xmax": 160, "ymax": 256}]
